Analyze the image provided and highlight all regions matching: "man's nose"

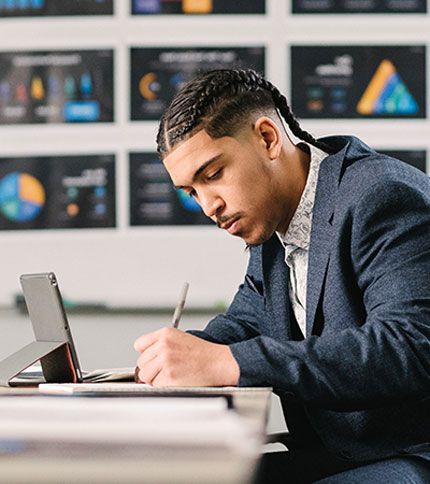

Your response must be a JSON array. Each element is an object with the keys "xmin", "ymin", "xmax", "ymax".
[{"xmin": 200, "ymin": 191, "xmax": 224, "ymax": 218}]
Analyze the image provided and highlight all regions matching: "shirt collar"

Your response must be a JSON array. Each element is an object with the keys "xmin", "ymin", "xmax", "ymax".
[{"xmin": 277, "ymin": 143, "xmax": 328, "ymax": 251}]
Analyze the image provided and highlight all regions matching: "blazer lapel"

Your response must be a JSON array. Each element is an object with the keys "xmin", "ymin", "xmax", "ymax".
[
  {"xmin": 262, "ymin": 236, "xmax": 293, "ymax": 341},
  {"xmin": 306, "ymin": 142, "xmax": 349, "ymax": 336}
]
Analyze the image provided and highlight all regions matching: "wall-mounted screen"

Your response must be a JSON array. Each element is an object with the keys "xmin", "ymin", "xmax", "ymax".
[
  {"xmin": 379, "ymin": 149, "xmax": 427, "ymax": 174},
  {"xmin": 291, "ymin": 0, "xmax": 426, "ymax": 13},
  {"xmin": 130, "ymin": 46, "xmax": 265, "ymax": 121},
  {"xmin": 0, "ymin": 49, "xmax": 114, "ymax": 125},
  {"xmin": 132, "ymin": 0, "xmax": 265, "ymax": 14},
  {"xmin": 0, "ymin": 154, "xmax": 116, "ymax": 230},
  {"xmin": 129, "ymin": 152, "xmax": 212, "ymax": 226},
  {"xmin": 291, "ymin": 45, "xmax": 426, "ymax": 119},
  {"xmin": 0, "ymin": 0, "xmax": 114, "ymax": 17}
]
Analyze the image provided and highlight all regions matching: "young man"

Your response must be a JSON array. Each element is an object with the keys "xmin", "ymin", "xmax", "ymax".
[{"xmin": 134, "ymin": 69, "xmax": 430, "ymax": 483}]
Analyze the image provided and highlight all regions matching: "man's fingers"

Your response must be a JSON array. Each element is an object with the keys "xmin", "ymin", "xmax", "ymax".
[
  {"xmin": 138, "ymin": 356, "xmax": 162, "ymax": 385},
  {"xmin": 137, "ymin": 344, "xmax": 158, "ymax": 369},
  {"xmin": 134, "ymin": 329, "xmax": 161, "ymax": 352},
  {"xmin": 134, "ymin": 326, "xmax": 182, "ymax": 352},
  {"xmin": 134, "ymin": 328, "xmax": 174, "ymax": 384},
  {"xmin": 137, "ymin": 342, "xmax": 162, "ymax": 384}
]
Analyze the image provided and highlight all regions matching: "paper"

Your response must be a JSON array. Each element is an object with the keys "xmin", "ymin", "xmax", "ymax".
[
  {"xmin": 82, "ymin": 367, "xmax": 135, "ymax": 382},
  {"xmin": 10, "ymin": 365, "xmax": 135, "ymax": 385}
]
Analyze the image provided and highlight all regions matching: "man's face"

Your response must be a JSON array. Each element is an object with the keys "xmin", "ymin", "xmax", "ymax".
[{"xmin": 163, "ymin": 128, "xmax": 290, "ymax": 246}]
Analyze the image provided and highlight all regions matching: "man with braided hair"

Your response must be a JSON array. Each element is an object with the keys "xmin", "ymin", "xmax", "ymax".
[{"xmin": 134, "ymin": 69, "xmax": 430, "ymax": 483}]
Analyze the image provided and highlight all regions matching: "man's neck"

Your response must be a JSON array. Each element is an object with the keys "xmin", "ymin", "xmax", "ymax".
[{"xmin": 277, "ymin": 142, "xmax": 311, "ymax": 233}]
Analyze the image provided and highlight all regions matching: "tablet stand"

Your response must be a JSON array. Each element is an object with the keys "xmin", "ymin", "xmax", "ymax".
[{"xmin": 0, "ymin": 340, "xmax": 71, "ymax": 387}]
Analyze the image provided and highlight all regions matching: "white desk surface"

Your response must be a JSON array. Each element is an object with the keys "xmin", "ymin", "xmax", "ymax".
[{"xmin": 0, "ymin": 385, "xmax": 271, "ymax": 484}]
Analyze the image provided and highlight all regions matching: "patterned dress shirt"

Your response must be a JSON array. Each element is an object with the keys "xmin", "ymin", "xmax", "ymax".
[{"xmin": 277, "ymin": 143, "xmax": 328, "ymax": 338}]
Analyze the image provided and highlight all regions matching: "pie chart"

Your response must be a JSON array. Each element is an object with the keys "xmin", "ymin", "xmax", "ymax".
[{"xmin": 0, "ymin": 172, "xmax": 45, "ymax": 222}]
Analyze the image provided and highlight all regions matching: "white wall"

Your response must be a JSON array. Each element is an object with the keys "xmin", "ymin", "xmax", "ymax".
[{"xmin": 0, "ymin": 1, "xmax": 428, "ymax": 307}]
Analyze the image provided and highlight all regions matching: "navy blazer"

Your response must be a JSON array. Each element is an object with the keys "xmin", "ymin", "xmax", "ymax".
[{"xmin": 191, "ymin": 136, "xmax": 430, "ymax": 462}]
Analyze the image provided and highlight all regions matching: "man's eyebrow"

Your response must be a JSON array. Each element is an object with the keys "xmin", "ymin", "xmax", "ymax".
[{"xmin": 174, "ymin": 154, "xmax": 223, "ymax": 190}]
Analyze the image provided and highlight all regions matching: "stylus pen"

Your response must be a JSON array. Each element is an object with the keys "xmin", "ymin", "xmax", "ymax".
[{"xmin": 171, "ymin": 282, "xmax": 189, "ymax": 328}]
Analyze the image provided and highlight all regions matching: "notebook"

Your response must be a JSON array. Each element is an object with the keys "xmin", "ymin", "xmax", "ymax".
[{"xmin": 39, "ymin": 382, "xmax": 270, "ymax": 396}]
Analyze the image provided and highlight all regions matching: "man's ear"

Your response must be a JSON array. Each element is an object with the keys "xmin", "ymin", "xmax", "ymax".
[{"xmin": 254, "ymin": 117, "xmax": 282, "ymax": 160}]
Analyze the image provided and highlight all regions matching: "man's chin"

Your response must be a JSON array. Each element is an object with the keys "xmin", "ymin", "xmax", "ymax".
[
  {"xmin": 241, "ymin": 230, "xmax": 274, "ymax": 247},
  {"xmin": 219, "ymin": 219, "xmax": 275, "ymax": 246}
]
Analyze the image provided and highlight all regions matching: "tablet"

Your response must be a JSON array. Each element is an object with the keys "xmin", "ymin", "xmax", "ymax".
[{"xmin": 20, "ymin": 272, "xmax": 83, "ymax": 383}]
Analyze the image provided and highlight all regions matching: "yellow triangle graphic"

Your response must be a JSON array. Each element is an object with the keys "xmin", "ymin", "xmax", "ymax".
[{"xmin": 357, "ymin": 59, "xmax": 396, "ymax": 115}]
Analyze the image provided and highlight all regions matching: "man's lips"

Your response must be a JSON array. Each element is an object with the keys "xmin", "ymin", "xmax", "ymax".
[{"xmin": 219, "ymin": 216, "xmax": 240, "ymax": 235}]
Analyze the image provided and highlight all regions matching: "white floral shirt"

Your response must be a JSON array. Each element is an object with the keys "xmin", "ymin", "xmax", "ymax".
[{"xmin": 277, "ymin": 143, "xmax": 328, "ymax": 338}]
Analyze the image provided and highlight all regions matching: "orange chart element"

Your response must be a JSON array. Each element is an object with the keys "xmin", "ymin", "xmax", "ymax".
[
  {"xmin": 31, "ymin": 76, "xmax": 45, "ymax": 100},
  {"xmin": 66, "ymin": 203, "xmax": 80, "ymax": 216},
  {"xmin": 183, "ymin": 0, "xmax": 213, "ymax": 13},
  {"xmin": 20, "ymin": 173, "xmax": 46, "ymax": 205},
  {"xmin": 139, "ymin": 73, "xmax": 157, "ymax": 100},
  {"xmin": 357, "ymin": 60, "xmax": 395, "ymax": 114}
]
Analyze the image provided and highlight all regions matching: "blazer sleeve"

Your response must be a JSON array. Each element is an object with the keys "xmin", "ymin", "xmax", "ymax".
[
  {"xmin": 229, "ymin": 179, "xmax": 430, "ymax": 411},
  {"xmin": 188, "ymin": 245, "xmax": 265, "ymax": 344}
]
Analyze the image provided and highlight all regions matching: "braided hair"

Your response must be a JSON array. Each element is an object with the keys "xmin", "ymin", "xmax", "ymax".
[{"xmin": 157, "ymin": 68, "xmax": 332, "ymax": 157}]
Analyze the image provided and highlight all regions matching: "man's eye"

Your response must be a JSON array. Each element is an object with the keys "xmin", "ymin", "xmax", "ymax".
[{"xmin": 208, "ymin": 169, "xmax": 222, "ymax": 181}]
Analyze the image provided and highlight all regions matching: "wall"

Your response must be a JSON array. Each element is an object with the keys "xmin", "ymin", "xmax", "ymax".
[{"xmin": 0, "ymin": 1, "xmax": 428, "ymax": 308}]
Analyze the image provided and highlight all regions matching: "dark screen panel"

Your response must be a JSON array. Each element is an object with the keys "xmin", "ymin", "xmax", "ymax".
[
  {"xmin": 0, "ymin": 154, "xmax": 116, "ymax": 230},
  {"xmin": 129, "ymin": 152, "xmax": 213, "ymax": 226},
  {"xmin": 0, "ymin": 0, "xmax": 113, "ymax": 17},
  {"xmin": 0, "ymin": 50, "xmax": 114, "ymax": 125},
  {"xmin": 130, "ymin": 46, "xmax": 265, "ymax": 121},
  {"xmin": 132, "ymin": 0, "xmax": 265, "ymax": 14},
  {"xmin": 291, "ymin": 45, "xmax": 426, "ymax": 119},
  {"xmin": 292, "ymin": 0, "xmax": 426, "ymax": 13}
]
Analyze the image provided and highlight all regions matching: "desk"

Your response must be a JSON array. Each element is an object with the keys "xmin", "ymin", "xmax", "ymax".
[{"xmin": 0, "ymin": 386, "xmax": 271, "ymax": 484}]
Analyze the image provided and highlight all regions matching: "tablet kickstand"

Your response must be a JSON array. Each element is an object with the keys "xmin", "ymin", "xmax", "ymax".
[{"xmin": 0, "ymin": 340, "xmax": 68, "ymax": 387}]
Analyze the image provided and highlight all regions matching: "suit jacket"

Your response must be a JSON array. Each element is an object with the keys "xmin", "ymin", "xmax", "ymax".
[{"xmin": 190, "ymin": 136, "xmax": 430, "ymax": 462}]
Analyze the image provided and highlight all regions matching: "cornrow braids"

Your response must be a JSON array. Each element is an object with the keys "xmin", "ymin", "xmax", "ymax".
[{"xmin": 156, "ymin": 68, "xmax": 334, "ymax": 157}]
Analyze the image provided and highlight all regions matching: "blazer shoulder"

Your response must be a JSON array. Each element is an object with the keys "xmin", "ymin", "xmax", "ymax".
[{"xmin": 322, "ymin": 136, "xmax": 430, "ymax": 198}]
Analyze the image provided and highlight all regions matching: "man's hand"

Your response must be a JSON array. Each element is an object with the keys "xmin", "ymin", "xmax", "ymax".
[{"xmin": 134, "ymin": 327, "xmax": 240, "ymax": 387}]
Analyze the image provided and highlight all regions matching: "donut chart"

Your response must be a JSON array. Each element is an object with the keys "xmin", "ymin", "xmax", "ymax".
[{"xmin": 0, "ymin": 172, "xmax": 45, "ymax": 222}]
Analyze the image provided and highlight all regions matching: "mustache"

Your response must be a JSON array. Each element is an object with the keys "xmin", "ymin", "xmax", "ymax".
[{"xmin": 216, "ymin": 213, "xmax": 241, "ymax": 229}]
